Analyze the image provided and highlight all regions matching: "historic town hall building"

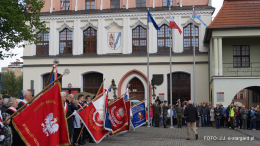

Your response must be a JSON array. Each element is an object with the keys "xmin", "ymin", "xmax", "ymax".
[{"xmin": 23, "ymin": 0, "xmax": 214, "ymax": 105}]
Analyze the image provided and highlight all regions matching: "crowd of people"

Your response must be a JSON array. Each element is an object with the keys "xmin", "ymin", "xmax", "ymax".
[
  {"xmin": 149, "ymin": 97, "xmax": 260, "ymax": 130},
  {"xmin": 0, "ymin": 92, "xmax": 98, "ymax": 146}
]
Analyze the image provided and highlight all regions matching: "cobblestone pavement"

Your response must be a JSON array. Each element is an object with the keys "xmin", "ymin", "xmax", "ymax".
[{"xmin": 82, "ymin": 126, "xmax": 260, "ymax": 146}]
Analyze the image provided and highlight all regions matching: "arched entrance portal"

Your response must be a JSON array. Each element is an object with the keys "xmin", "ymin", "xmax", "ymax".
[
  {"xmin": 231, "ymin": 86, "xmax": 260, "ymax": 109},
  {"xmin": 129, "ymin": 77, "xmax": 145, "ymax": 101},
  {"xmin": 167, "ymin": 72, "xmax": 191, "ymax": 104}
]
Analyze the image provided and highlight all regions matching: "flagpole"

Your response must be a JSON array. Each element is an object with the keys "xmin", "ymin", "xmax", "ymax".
[
  {"xmin": 193, "ymin": 6, "xmax": 197, "ymax": 129},
  {"xmin": 169, "ymin": 4, "xmax": 174, "ymax": 129},
  {"xmin": 147, "ymin": 7, "xmax": 150, "ymax": 128},
  {"xmin": 46, "ymin": 65, "xmax": 56, "ymax": 85}
]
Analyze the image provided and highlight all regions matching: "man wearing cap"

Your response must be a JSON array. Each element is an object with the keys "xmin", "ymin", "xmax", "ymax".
[
  {"xmin": 175, "ymin": 102, "xmax": 183, "ymax": 128},
  {"xmin": 151, "ymin": 101, "xmax": 161, "ymax": 127},
  {"xmin": 163, "ymin": 100, "xmax": 171, "ymax": 128}
]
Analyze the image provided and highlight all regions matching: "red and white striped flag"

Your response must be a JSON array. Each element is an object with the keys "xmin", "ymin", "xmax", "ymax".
[
  {"xmin": 61, "ymin": 1, "xmax": 64, "ymax": 10},
  {"xmin": 169, "ymin": 15, "xmax": 182, "ymax": 34}
]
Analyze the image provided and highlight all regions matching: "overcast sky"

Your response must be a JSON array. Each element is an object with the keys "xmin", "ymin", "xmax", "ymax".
[{"xmin": 0, "ymin": 0, "xmax": 223, "ymax": 69}]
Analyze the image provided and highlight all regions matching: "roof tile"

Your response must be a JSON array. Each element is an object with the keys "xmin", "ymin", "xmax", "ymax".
[{"xmin": 209, "ymin": 1, "xmax": 260, "ymax": 28}]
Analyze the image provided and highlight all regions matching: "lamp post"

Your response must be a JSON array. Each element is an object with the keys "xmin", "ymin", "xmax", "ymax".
[
  {"xmin": 110, "ymin": 79, "xmax": 117, "ymax": 99},
  {"xmin": 151, "ymin": 78, "xmax": 156, "ymax": 100}
]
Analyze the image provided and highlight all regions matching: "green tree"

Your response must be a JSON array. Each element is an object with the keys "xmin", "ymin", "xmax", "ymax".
[
  {"xmin": 0, "ymin": 0, "xmax": 47, "ymax": 59},
  {"xmin": 1, "ymin": 71, "xmax": 23, "ymax": 97}
]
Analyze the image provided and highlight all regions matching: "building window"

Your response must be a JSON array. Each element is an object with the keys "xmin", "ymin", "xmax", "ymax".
[
  {"xmin": 233, "ymin": 45, "xmax": 250, "ymax": 67},
  {"xmin": 83, "ymin": 27, "xmax": 97, "ymax": 54},
  {"xmin": 132, "ymin": 26, "xmax": 147, "ymax": 53},
  {"xmin": 19, "ymin": 68, "xmax": 23, "ymax": 72},
  {"xmin": 234, "ymin": 94, "xmax": 237, "ymax": 99},
  {"xmin": 183, "ymin": 24, "xmax": 199, "ymax": 51},
  {"xmin": 86, "ymin": 0, "xmax": 95, "ymax": 9},
  {"xmin": 240, "ymin": 93, "xmax": 243, "ymax": 99},
  {"xmin": 162, "ymin": 0, "xmax": 172, "ymax": 7},
  {"xmin": 36, "ymin": 31, "xmax": 49, "ymax": 55},
  {"xmin": 168, "ymin": 72, "xmax": 191, "ymax": 103},
  {"xmin": 111, "ymin": 0, "xmax": 120, "ymax": 9},
  {"xmin": 12, "ymin": 68, "xmax": 15, "ymax": 72},
  {"xmin": 158, "ymin": 24, "xmax": 171, "ymax": 52},
  {"xmin": 59, "ymin": 28, "xmax": 73, "ymax": 54},
  {"xmin": 61, "ymin": 0, "xmax": 70, "ymax": 11},
  {"xmin": 43, "ymin": 73, "xmax": 62, "ymax": 89},
  {"xmin": 136, "ymin": 0, "xmax": 146, "ymax": 7},
  {"xmin": 83, "ymin": 73, "xmax": 103, "ymax": 94}
]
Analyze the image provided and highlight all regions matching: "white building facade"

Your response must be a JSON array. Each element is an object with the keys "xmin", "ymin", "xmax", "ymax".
[{"xmin": 23, "ymin": 1, "xmax": 214, "ymax": 105}]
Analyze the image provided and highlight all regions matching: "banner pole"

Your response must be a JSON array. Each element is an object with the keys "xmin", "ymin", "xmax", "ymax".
[
  {"xmin": 3, "ymin": 74, "xmax": 65, "ymax": 124},
  {"xmin": 46, "ymin": 65, "xmax": 56, "ymax": 85},
  {"xmin": 77, "ymin": 125, "xmax": 85, "ymax": 143}
]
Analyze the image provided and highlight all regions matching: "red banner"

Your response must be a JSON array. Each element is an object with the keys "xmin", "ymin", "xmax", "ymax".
[
  {"xmin": 117, "ymin": 101, "xmax": 130, "ymax": 134},
  {"xmin": 109, "ymin": 98, "xmax": 128, "ymax": 134},
  {"xmin": 78, "ymin": 92, "xmax": 109, "ymax": 143},
  {"xmin": 13, "ymin": 83, "xmax": 70, "ymax": 146}
]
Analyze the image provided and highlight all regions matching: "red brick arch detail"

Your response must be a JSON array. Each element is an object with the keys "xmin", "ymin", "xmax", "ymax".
[{"xmin": 118, "ymin": 69, "xmax": 152, "ymax": 104}]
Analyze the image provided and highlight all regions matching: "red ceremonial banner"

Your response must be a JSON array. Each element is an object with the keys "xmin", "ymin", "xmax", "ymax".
[
  {"xmin": 78, "ymin": 92, "xmax": 109, "ymax": 144},
  {"xmin": 13, "ymin": 83, "xmax": 70, "ymax": 146},
  {"xmin": 117, "ymin": 101, "xmax": 130, "ymax": 134},
  {"xmin": 109, "ymin": 98, "xmax": 128, "ymax": 134}
]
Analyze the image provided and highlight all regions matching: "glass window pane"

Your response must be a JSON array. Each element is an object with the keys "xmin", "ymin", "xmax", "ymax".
[{"xmin": 91, "ymin": 2, "xmax": 95, "ymax": 9}]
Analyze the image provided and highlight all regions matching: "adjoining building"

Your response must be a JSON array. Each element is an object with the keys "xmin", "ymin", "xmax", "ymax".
[
  {"xmin": 204, "ymin": 0, "xmax": 260, "ymax": 107},
  {"xmin": 1, "ymin": 59, "xmax": 23, "ymax": 77},
  {"xmin": 23, "ymin": 0, "xmax": 214, "ymax": 105}
]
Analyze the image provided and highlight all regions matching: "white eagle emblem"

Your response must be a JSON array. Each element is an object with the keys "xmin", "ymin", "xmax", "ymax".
[{"xmin": 41, "ymin": 113, "xmax": 59, "ymax": 137}]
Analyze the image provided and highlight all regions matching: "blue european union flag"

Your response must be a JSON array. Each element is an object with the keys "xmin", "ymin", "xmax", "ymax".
[{"xmin": 147, "ymin": 10, "xmax": 160, "ymax": 30}]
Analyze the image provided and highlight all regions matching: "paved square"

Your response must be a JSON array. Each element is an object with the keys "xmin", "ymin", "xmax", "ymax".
[{"xmin": 83, "ymin": 126, "xmax": 260, "ymax": 146}]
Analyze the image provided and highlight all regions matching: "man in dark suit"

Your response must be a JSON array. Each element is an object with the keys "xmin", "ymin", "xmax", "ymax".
[{"xmin": 184, "ymin": 100, "xmax": 198, "ymax": 140}]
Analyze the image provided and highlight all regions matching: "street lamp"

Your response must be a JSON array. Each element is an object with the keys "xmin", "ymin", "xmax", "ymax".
[
  {"xmin": 151, "ymin": 78, "xmax": 156, "ymax": 100},
  {"xmin": 110, "ymin": 79, "xmax": 117, "ymax": 99}
]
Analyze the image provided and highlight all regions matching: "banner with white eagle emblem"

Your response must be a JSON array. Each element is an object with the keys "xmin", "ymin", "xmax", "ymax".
[
  {"xmin": 108, "ymin": 98, "xmax": 128, "ymax": 134},
  {"xmin": 13, "ymin": 83, "xmax": 70, "ymax": 146}
]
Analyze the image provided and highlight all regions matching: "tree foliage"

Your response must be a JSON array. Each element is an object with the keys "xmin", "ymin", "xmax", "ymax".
[
  {"xmin": 1, "ymin": 71, "xmax": 23, "ymax": 97},
  {"xmin": 0, "ymin": 0, "xmax": 47, "ymax": 59}
]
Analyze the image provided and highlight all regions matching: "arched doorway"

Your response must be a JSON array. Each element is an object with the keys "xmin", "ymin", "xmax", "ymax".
[
  {"xmin": 83, "ymin": 72, "xmax": 103, "ymax": 94},
  {"xmin": 43, "ymin": 73, "xmax": 62, "ymax": 89},
  {"xmin": 129, "ymin": 77, "xmax": 145, "ymax": 101},
  {"xmin": 167, "ymin": 72, "xmax": 191, "ymax": 104},
  {"xmin": 231, "ymin": 86, "xmax": 260, "ymax": 109}
]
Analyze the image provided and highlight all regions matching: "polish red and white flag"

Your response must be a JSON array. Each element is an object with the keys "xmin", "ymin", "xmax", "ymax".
[
  {"xmin": 169, "ymin": 15, "xmax": 182, "ymax": 34},
  {"xmin": 61, "ymin": 1, "xmax": 65, "ymax": 10}
]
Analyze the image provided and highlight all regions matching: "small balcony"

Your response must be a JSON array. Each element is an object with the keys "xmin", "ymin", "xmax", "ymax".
[{"xmin": 223, "ymin": 62, "xmax": 260, "ymax": 76}]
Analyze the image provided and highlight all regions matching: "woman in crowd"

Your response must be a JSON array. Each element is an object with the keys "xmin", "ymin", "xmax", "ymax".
[
  {"xmin": 6, "ymin": 97, "xmax": 25, "ymax": 146},
  {"xmin": 149, "ymin": 103, "xmax": 154, "ymax": 126},
  {"xmin": 235, "ymin": 106, "xmax": 240, "ymax": 129},
  {"xmin": 214, "ymin": 104, "xmax": 222, "ymax": 129},
  {"xmin": 210, "ymin": 105, "xmax": 215, "ymax": 127},
  {"xmin": 73, "ymin": 100, "xmax": 81, "ymax": 146}
]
